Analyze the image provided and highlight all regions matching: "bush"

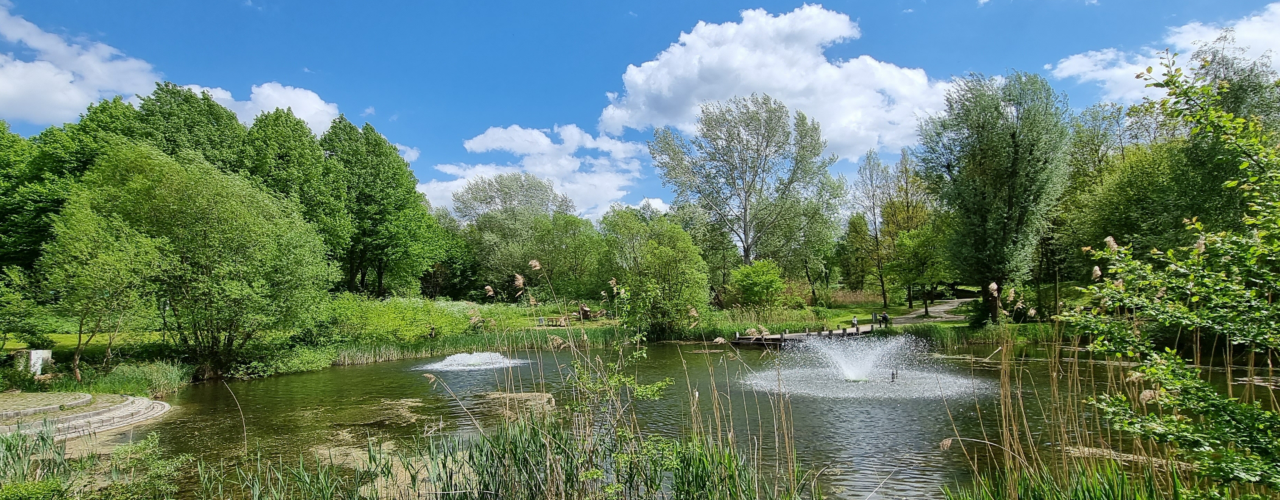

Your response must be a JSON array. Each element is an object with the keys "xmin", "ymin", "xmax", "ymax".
[
  {"xmin": 315, "ymin": 293, "xmax": 472, "ymax": 345},
  {"xmin": 0, "ymin": 480, "xmax": 65, "ymax": 500},
  {"xmin": 729, "ymin": 260, "xmax": 784, "ymax": 308}
]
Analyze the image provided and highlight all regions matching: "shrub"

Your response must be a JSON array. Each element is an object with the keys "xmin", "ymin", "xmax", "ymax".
[
  {"xmin": 49, "ymin": 361, "xmax": 192, "ymax": 398},
  {"xmin": 0, "ymin": 480, "xmax": 64, "ymax": 500},
  {"xmin": 729, "ymin": 260, "xmax": 784, "ymax": 309}
]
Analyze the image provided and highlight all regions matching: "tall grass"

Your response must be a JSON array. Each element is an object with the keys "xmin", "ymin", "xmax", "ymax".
[
  {"xmin": 942, "ymin": 464, "xmax": 1176, "ymax": 500},
  {"xmin": 46, "ymin": 361, "xmax": 192, "ymax": 398},
  {"xmin": 939, "ymin": 323, "xmax": 1277, "ymax": 499}
]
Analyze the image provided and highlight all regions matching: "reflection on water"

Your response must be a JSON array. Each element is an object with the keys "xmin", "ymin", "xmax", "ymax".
[{"xmin": 113, "ymin": 340, "xmax": 1056, "ymax": 499}]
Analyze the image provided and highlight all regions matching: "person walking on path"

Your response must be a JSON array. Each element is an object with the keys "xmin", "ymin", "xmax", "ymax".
[
  {"xmin": 880, "ymin": 311, "xmax": 890, "ymax": 328},
  {"xmin": 851, "ymin": 316, "xmax": 858, "ymax": 332}
]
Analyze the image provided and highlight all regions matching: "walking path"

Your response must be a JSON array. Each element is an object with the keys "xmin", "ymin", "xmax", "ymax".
[
  {"xmin": 731, "ymin": 298, "xmax": 973, "ymax": 346},
  {"xmin": 0, "ymin": 392, "xmax": 170, "ymax": 440}
]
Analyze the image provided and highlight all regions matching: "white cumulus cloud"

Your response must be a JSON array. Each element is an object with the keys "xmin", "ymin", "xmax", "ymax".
[
  {"xmin": 395, "ymin": 143, "xmax": 420, "ymax": 162},
  {"xmin": 186, "ymin": 82, "xmax": 340, "ymax": 135},
  {"xmin": 597, "ymin": 5, "xmax": 950, "ymax": 160},
  {"xmin": 419, "ymin": 124, "xmax": 644, "ymax": 218},
  {"xmin": 0, "ymin": 2, "xmax": 158, "ymax": 124},
  {"xmin": 1050, "ymin": 2, "xmax": 1280, "ymax": 103}
]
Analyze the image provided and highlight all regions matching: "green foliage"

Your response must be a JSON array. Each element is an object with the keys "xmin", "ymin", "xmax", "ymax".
[
  {"xmin": 603, "ymin": 206, "xmax": 709, "ymax": 339},
  {"xmin": 836, "ymin": 213, "xmax": 873, "ymax": 291},
  {"xmin": 0, "ymin": 267, "xmax": 39, "ymax": 350},
  {"xmin": 137, "ymin": 82, "xmax": 246, "ymax": 171},
  {"xmin": 75, "ymin": 143, "xmax": 335, "ymax": 375},
  {"xmin": 729, "ymin": 259, "xmax": 785, "ymax": 308},
  {"xmin": 0, "ymin": 480, "xmax": 64, "ymax": 500},
  {"xmin": 242, "ymin": 108, "xmax": 354, "ymax": 261},
  {"xmin": 1062, "ymin": 55, "xmax": 1280, "ymax": 490},
  {"xmin": 918, "ymin": 72, "xmax": 1071, "ymax": 323},
  {"xmin": 452, "ymin": 171, "xmax": 575, "ymax": 223},
  {"xmin": 650, "ymin": 93, "xmax": 838, "ymax": 264},
  {"xmin": 315, "ymin": 293, "xmax": 472, "ymax": 345},
  {"xmin": 95, "ymin": 433, "xmax": 192, "ymax": 500},
  {"xmin": 321, "ymin": 117, "xmax": 442, "ymax": 297}
]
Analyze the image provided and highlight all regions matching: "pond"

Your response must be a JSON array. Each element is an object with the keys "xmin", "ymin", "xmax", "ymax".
[{"xmin": 96, "ymin": 337, "xmax": 1158, "ymax": 499}]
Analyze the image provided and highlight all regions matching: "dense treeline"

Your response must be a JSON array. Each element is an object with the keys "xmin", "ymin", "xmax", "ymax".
[{"xmin": 2, "ymin": 35, "xmax": 1277, "ymax": 376}]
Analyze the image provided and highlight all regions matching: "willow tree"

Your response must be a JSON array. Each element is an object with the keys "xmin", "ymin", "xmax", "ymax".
[
  {"xmin": 649, "ymin": 94, "xmax": 836, "ymax": 265},
  {"xmin": 916, "ymin": 72, "xmax": 1070, "ymax": 323}
]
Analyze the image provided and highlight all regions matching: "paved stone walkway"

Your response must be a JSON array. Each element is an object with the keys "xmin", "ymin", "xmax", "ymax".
[{"xmin": 0, "ymin": 393, "xmax": 169, "ymax": 440}]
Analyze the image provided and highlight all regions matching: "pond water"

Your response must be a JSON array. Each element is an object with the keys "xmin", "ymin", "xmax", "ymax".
[{"xmin": 99, "ymin": 338, "xmax": 1177, "ymax": 499}]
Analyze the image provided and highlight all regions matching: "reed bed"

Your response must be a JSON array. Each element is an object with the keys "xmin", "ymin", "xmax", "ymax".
[{"xmin": 939, "ymin": 322, "xmax": 1278, "ymax": 500}]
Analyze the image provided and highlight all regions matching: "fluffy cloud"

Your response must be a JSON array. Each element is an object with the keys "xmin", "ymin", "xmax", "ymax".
[
  {"xmin": 186, "ymin": 82, "xmax": 340, "ymax": 135},
  {"xmin": 0, "ymin": 2, "xmax": 158, "ymax": 124},
  {"xmin": 1050, "ymin": 2, "xmax": 1280, "ymax": 102},
  {"xmin": 598, "ymin": 5, "xmax": 950, "ymax": 159},
  {"xmin": 419, "ymin": 124, "xmax": 644, "ymax": 218},
  {"xmin": 395, "ymin": 143, "xmax": 420, "ymax": 162}
]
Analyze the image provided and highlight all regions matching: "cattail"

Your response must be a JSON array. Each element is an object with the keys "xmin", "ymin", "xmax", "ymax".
[
  {"xmin": 514, "ymin": 274, "xmax": 525, "ymax": 288},
  {"xmin": 601, "ymin": 290, "xmax": 608, "ymax": 298},
  {"xmin": 1104, "ymin": 236, "xmax": 1118, "ymax": 251},
  {"xmin": 1081, "ymin": 246, "xmax": 1092, "ymax": 253},
  {"xmin": 484, "ymin": 285, "xmax": 494, "ymax": 297},
  {"xmin": 1126, "ymin": 371, "xmax": 1145, "ymax": 382},
  {"xmin": 1007, "ymin": 287, "xmax": 1016, "ymax": 301},
  {"xmin": 1014, "ymin": 300, "xmax": 1025, "ymax": 310},
  {"xmin": 1027, "ymin": 308, "xmax": 1037, "ymax": 318},
  {"xmin": 1092, "ymin": 266, "xmax": 1102, "ymax": 280},
  {"xmin": 530, "ymin": 259, "xmax": 542, "ymax": 270},
  {"xmin": 1114, "ymin": 278, "xmax": 1124, "ymax": 289},
  {"xmin": 1156, "ymin": 287, "xmax": 1166, "ymax": 299},
  {"xmin": 1139, "ymin": 389, "xmax": 1159, "ymax": 404},
  {"xmin": 528, "ymin": 295, "xmax": 538, "ymax": 306},
  {"xmin": 939, "ymin": 437, "xmax": 954, "ymax": 451},
  {"xmin": 988, "ymin": 282, "xmax": 998, "ymax": 297},
  {"xmin": 1194, "ymin": 235, "xmax": 1205, "ymax": 253},
  {"xmin": 689, "ymin": 307, "xmax": 699, "ymax": 318}
]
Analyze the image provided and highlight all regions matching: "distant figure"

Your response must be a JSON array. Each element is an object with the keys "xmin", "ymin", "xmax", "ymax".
[
  {"xmin": 852, "ymin": 316, "xmax": 858, "ymax": 332},
  {"xmin": 880, "ymin": 311, "xmax": 890, "ymax": 328}
]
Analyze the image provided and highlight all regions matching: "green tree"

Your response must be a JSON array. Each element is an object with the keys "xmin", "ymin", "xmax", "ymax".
[
  {"xmin": 835, "ymin": 213, "xmax": 872, "ymax": 292},
  {"xmin": 885, "ymin": 217, "xmax": 953, "ymax": 316},
  {"xmin": 452, "ymin": 172, "xmax": 574, "ymax": 223},
  {"xmin": 729, "ymin": 260, "xmax": 785, "ymax": 309},
  {"xmin": 321, "ymin": 117, "xmax": 440, "ymax": 296},
  {"xmin": 0, "ymin": 267, "xmax": 39, "ymax": 352},
  {"xmin": 668, "ymin": 203, "xmax": 740, "ymax": 302},
  {"xmin": 77, "ymin": 143, "xmax": 335, "ymax": 376},
  {"xmin": 649, "ymin": 94, "xmax": 837, "ymax": 264},
  {"xmin": 602, "ymin": 207, "xmax": 708, "ymax": 339},
  {"xmin": 852, "ymin": 150, "xmax": 895, "ymax": 307},
  {"xmin": 917, "ymin": 72, "xmax": 1071, "ymax": 323},
  {"xmin": 41, "ymin": 197, "xmax": 160, "ymax": 380},
  {"xmin": 243, "ymin": 109, "xmax": 353, "ymax": 260},
  {"xmin": 137, "ymin": 83, "xmax": 246, "ymax": 171}
]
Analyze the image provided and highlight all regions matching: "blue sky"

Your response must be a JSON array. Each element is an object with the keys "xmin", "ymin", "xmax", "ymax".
[{"xmin": 1, "ymin": 0, "xmax": 1275, "ymax": 216}]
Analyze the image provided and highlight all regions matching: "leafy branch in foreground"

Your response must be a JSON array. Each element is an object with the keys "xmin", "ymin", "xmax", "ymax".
[{"xmin": 1062, "ymin": 52, "xmax": 1280, "ymax": 490}]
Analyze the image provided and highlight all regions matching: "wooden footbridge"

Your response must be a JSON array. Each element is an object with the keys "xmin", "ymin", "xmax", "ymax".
[
  {"xmin": 729, "ymin": 323, "xmax": 885, "ymax": 347},
  {"xmin": 728, "ymin": 298, "xmax": 973, "ymax": 348}
]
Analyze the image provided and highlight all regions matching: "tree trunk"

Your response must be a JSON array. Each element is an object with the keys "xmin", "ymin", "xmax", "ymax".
[
  {"xmin": 924, "ymin": 287, "xmax": 931, "ymax": 316},
  {"xmin": 906, "ymin": 284, "xmax": 914, "ymax": 309}
]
